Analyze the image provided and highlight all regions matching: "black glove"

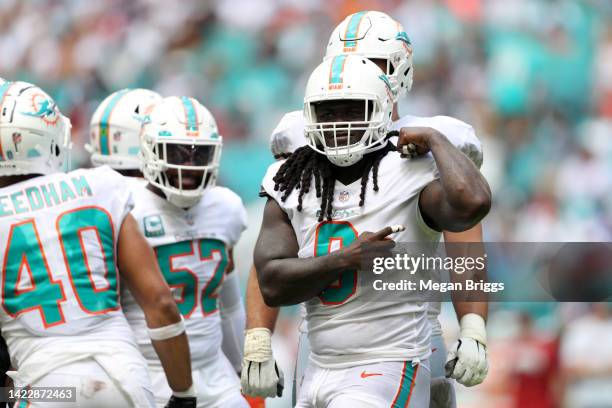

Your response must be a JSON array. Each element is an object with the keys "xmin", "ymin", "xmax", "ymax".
[{"xmin": 164, "ymin": 396, "xmax": 197, "ymax": 408}]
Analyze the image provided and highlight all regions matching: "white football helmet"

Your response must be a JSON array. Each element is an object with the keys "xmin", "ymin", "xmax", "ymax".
[
  {"xmin": 304, "ymin": 55, "xmax": 393, "ymax": 167},
  {"xmin": 141, "ymin": 96, "xmax": 222, "ymax": 208},
  {"xmin": 0, "ymin": 81, "xmax": 71, "ymax": 176},
  {"xmin": 87, "ymin": 88, "xmax": 162, "ymax": 170},
  {"xmin": 325, "ymin": 10, "xmax": 413, "ymax": 102}
]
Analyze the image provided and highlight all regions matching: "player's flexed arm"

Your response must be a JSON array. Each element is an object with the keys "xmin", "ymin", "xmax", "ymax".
[
  {"xmin": 398, "ymin": 127, "xmax": 491, "ymax": 390},
  {"xmin": 254, "ymin": 198, "xmax": 398, "ymax": 307},
  {"xmin": 118, "ymin": 214, "xmax": 195, "ymax": 408},
  {"xmin": 397, "ymin": 127, "xmax": 491, "ymax": 232}
]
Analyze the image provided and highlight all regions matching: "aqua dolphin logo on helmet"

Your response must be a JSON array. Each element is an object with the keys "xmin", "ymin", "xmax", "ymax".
[
  {"xmin": 378, "ymin": 74, "xmax": 395, "ymax": 99},
  {"xmin": 0, "ymin": 82, "xmax": 71, "ymax": 176},
  {"xmin": 395, "ymin": 31, "xmax": 412, "ymax": 45},
  {"xmin": 20, "ymin": 94, "xmax": 60, "ymax": 126}
]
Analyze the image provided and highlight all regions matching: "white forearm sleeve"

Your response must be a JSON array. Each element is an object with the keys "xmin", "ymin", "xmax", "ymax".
[{"xmin": 220, "ymin": 272, "xmax": 246, "ymax": 372}]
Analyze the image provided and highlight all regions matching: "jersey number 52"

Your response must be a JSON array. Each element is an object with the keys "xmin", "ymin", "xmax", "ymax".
[{"xmin": 155, "ymin": 239, "xmax": 227, "ymax": 317}]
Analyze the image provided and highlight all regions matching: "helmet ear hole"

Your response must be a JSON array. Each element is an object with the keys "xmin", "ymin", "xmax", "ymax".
[{"xmin": 55, "ymin": 145, "xmax": 60, "ymax": 156}]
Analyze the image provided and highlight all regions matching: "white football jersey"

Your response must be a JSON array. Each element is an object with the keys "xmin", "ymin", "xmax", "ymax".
[
  {"xmin": 262, "ymin": 151, "xmax": 441, "ymax": 368},
  {"xmin": 122, "ymin": 184, "xmax": 247, "ymax": 370},
  {"xmin": 268, "ymin": 112, "xmax": 484, "ymax": 337},
  {"xmin": 0, "ymin": 166, "xmax": 144, "ymax": 378}
]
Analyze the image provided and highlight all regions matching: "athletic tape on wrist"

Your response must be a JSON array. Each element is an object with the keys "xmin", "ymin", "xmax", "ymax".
[
  {"xmin": 147, "ymin": 316, "xmax": 186, "ymax": 341},
  {"xmin": 459, "ymin": 313, "xmax": 487, "ymax": 345},
  {"xmin": 244, "ymin": 327, "xmax": 273, "ymax": 362},
  {"xmin": 173, "ymin": 383, "xmax": 196, "ymax": 398}
]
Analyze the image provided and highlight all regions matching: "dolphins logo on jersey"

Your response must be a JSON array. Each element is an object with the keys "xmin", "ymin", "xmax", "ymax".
[{"xmin": 21, "ymin": 93, "xmax": 60, "ymax": 126}]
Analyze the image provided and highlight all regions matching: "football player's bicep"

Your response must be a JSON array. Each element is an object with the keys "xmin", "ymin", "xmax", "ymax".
[
  {"xmin": 420, "ymin": 180, "xmax": 481, "ymax": 233},
  {"xmin": 117, "ymin": 214, "xmax": 170, "ymax": 311},
  {"xmin": 254, "ymin": 198, "xmax": 298, "ymax": 271},
  {"xmin": 418, "ymin": 180, "xmax": 445, "ymax": 232}
]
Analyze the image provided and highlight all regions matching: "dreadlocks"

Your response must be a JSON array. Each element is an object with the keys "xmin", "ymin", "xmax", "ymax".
[{"xmin": 273, "ymin": 138, "xmax": 397, "ymax": 222}]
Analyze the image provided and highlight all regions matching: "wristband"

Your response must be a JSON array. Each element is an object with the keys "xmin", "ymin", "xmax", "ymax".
[
  {"xmin": 244, "ymin": 328, "xmax": 273, "ymax": 362},
  {"xmin": 459, "ymin": 313, "xmax": 487, "ymax": 345},
  {"xmin": 147, "ymin": 316, "xmax": 186, "ymax": 341},
  {"xmin": 173, "ymin": 383, "xmax": 196, "ymax": 398}
]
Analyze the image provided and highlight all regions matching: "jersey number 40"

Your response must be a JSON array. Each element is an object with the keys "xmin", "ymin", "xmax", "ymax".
[{"xmin": 2, "ymin": 207, "xmax": 119, "ymax": 328}]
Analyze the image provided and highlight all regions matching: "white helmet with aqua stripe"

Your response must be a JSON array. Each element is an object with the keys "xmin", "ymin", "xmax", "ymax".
[
  {"xmin": 0, "ymin": 81, "xmax": 71, "ymax": 176},
  {"xmin": 140, "ymin": 96, "xmax": 222, "ymax": 208},
  {"xmin": 87, "ymin": 88, "xmax": 162, "ymax": 170},
  {"xmin": 325, "ymin": 10, "xmax": 413, "ymax": 102},
  {"xmin": 304, "ymin": 55, "xmax": 393, "ymax": 167}
]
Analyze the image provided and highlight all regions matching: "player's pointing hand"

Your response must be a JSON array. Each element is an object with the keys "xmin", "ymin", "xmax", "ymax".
[{"xmin": 339, "ymin": 225, "xmax": 405, "ymax": 269}]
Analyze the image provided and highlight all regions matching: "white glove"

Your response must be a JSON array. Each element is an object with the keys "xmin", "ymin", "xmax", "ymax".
[
  {"xmin": 445, "ymin": 314, "xmax": 488, "ymax": 387},
  {"xmin": 240, "ymin": 328, "xmax": 284, "ymax": 398}
]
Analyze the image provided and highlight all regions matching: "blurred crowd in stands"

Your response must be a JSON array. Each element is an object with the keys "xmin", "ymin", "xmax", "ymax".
[{"xmin": 1, "ymin": 1, "xmax": 611, "ymax": 406}]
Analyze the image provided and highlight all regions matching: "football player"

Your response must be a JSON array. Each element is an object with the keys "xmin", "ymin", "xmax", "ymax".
[
  {"xmin": 88, "ymin": 89, "xmax": 247, "ymax": 381},
  {"xmin": 0, "ymin": 81, "xmax": 194, "ymax": 407},
  {"xmin": 254, "ymin": 55, "xmax": 490, "ymax": 407},
  {"xmin": 121, "ymin": 96, "xmax": 249, "ymax": 408},
  {"xmin": 242, "ymin": 11, "xmax": 489, "ymax": 407}
]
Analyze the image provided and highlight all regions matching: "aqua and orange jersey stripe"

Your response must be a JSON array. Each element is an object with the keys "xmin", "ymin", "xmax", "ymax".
[
  {"xmin": 343, "ymin": 11, "xmax": 367, "ymax": 49},
  {"xmin": 99, "ymin": 89, "xmax": 130, "ymax": 155},
  {"xmin": 329, "ymin": 55, "xmax": 347, "ymax": 86},
  {"xmin": 181, "ymin": 96, "xmax": 199, "ymax": 137},
  {"xmin": 0, "ymin": 81, "xmax": 14, "ymax": 161},
  {"xmin": 391, "ymin": 361, "xmax": 418, "ymax": 408}
]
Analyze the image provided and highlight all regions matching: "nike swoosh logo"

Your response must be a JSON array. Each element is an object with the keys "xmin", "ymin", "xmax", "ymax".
[{"xmin": 360, "ymin": 371, "xmax": 383, "ymax": 378}]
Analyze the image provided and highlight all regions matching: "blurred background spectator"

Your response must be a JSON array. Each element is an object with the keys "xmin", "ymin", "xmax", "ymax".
[
  {"xmin": 560, "ymin": 303, "xmax": 612, "ymax": 407},
  {"xmin": 1, "ymin": 0, "xmax": 610, "ymax": 406}
]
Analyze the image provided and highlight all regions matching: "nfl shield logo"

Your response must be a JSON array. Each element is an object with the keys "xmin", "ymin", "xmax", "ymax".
[{"xmin": 339, "ymin": 191, "xmax": 350, "ymax": 202}]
